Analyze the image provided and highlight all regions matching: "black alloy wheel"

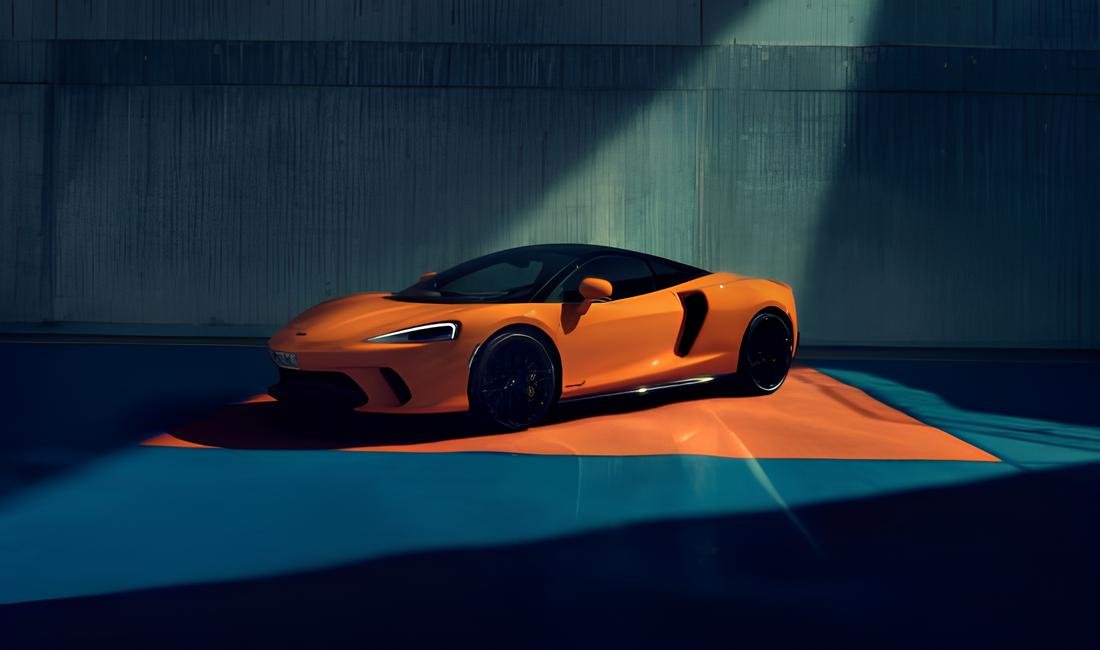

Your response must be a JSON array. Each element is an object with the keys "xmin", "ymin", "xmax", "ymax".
[
  {"xmin": 736, "ymin": 312, "xmax": 793, "ymax": 395},
  {"xmin": 469, "ymin": 331, "xmax": 559, "ymax": 430}
]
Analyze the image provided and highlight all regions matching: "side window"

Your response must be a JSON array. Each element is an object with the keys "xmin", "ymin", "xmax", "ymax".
[
  {"xmin": 546, "ymin": 255, "xmax": 656, "ymax": 303},
  {"xmin": 650, "ymin": 258, "xmax": 700, "ymax": 290}
]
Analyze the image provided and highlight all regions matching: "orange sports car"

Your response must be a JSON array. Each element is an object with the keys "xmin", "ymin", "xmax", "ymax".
[{"xmin": 268, "ymin": 244, "xmax": 798, "ymax": 429}]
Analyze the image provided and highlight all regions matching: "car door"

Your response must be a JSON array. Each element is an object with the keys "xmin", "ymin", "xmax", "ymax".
[{"xmin": 546, "ymin": 255, "xmax": 686, "ymax": 397}]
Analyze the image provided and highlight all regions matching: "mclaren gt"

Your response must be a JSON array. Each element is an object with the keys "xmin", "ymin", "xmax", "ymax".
[{"xmin": 268, "ymin": 244, "xmax": 797, "ymax": 429}]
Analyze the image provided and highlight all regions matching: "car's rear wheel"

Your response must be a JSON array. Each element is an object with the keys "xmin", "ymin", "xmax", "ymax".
[
  {"xmin": 735, "ymin": 311, "xmax": 793, "ymax": 395},
  {"xmin": 469, "ymin": 330, "xmax": 559, "ymax": 430}
]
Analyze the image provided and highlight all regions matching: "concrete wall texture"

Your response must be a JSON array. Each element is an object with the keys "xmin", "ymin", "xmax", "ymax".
[{"xmin": 1, "ymin": 0, "xmax": 1098, "ymax": 346}]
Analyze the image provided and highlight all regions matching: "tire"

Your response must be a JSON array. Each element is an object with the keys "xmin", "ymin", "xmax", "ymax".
[
  {"xmin": 735, "ymin": 311, "xmax": 794, "ymax": 395},
  {"xmin": 468, "ymin": 330, "xmax": 559, "ymax": 430}
]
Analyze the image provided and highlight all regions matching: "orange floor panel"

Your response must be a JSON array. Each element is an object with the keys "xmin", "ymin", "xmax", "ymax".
[{"xmin": 146, "ymin": 368, "xmax": 997, "ymax": 462}]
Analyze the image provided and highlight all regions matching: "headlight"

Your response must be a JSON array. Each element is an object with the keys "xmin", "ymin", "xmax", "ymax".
[{"xmin": 365, "ymin": 321, "xmax": 459, "ymax": 344}]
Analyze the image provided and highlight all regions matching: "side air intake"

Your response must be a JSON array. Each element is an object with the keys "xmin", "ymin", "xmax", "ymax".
[
  {"xmin": 675, "ymin": 291, "xmax": 708, "ymax": 357},
  {"xmin": 379, "ymin": 367, "xmax": 412, "ymax": 405}
]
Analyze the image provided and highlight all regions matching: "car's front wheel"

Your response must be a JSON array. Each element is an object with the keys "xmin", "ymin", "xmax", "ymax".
[{"xmin": 468, "ymin": 330, "xmax": 559, "ymax": 430}]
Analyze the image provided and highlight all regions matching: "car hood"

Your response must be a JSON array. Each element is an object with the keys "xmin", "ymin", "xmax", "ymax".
[{"xmin": 280, "ymin": 292, "xmax": 475, "ymax": 342}]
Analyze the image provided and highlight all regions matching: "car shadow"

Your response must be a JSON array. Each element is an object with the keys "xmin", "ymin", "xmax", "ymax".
[{"xmin": 164, "ymin": 379, "xmax": 745, "ymax": 450}]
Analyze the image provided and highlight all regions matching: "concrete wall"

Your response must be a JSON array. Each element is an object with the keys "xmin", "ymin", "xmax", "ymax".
[{"xmin": 2, "ymin": 1, "xmax": 1098, "ymax": 346}]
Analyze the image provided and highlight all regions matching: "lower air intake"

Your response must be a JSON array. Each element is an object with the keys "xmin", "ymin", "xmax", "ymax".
[{"xmin": 268, "ymin": 368, "xmax": 368, "ymax": 409}]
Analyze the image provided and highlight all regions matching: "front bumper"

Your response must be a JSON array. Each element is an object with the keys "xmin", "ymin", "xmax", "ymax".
[{"xmin": 267, "ymin": 331, "xmax": 476, "ymax": 414}]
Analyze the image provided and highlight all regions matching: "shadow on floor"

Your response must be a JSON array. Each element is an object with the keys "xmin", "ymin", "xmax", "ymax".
[
  {"xmin": 3, "ymin": 460, "xmax": 1096, "ymax": 648},
  {"xmin": 813, "ymin": 359, "xmax": 1100, "ymax": 464},
  {"xmin": 0, "ymin": 342, "xmax": 275, "ymax": 503},
  {"xmin": 163, "ymin": 380, "xmax": 743, "ymax": 450},
  {"xmin": 813, "ymin": 358, "xmax": 1100, "ymax": 429}
]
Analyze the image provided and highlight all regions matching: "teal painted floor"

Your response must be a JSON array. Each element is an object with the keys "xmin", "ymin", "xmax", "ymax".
[{"xmin": 0, "ymin": 341, "xmax": 1097, "ymax": 647}]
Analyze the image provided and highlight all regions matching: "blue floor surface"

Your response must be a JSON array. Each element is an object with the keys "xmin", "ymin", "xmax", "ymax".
[{"xmin": 0, "ymin": 341, "xmax": 1097, "ymax": 647}]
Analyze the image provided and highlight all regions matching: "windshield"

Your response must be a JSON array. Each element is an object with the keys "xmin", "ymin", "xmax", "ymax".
[{"xmin": 391, "ymin": 249, "xmax": 575, "ymax": 303}]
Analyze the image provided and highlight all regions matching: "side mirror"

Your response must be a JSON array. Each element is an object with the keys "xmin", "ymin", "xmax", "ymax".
[
  {"xmin": 578, "ymin": 277, "xmax": 612, "ymax": 303},
  {"xmin": 418, "ymin": 271, "xmax": 438, "ymax": 283},
  {"xmin": 560, "ymin": 277, "xmax": 613, "ymax": 331}
]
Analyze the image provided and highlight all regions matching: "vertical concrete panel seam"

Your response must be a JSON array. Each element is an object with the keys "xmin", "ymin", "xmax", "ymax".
[
  {"xmin": 992, "ymin": 0, "xmax": 998, "ymax": 47},
  {"xmin": 695, "ymin": 84, "xmax": 707, "ymax": 267},
  {"xmin": 698, "ymin": 0, "xmax": 704, "ymax": 47},
  {"xmin": 38, "ymin": 80, "xmax": 54, "ymax": 322}
]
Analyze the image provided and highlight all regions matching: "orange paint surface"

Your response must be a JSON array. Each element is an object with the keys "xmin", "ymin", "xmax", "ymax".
[{"xmin": 146, "ymin": 368, "xmax": 997, "ymax": 462}]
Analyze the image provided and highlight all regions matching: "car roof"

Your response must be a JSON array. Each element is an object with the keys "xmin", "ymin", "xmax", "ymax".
[{"xmin": 505, "ymin": 243, "xmax": 709, "ymax": 272}]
